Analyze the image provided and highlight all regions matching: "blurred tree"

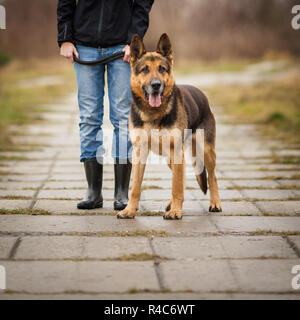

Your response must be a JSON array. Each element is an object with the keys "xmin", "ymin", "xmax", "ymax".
[{"xmin": 0, "ymin": 0, "xmax": 299, "ymax": 60}]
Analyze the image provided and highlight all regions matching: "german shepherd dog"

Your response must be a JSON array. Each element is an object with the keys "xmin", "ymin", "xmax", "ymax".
[{"xmin": 117, "ymin": 33, "xmax": 222, "ymax": 220}]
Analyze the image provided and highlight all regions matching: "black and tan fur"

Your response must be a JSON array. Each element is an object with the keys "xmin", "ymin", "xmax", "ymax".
[{"xmin": 117, "ymin": 33, "xmax": 222, "ymax": 220}]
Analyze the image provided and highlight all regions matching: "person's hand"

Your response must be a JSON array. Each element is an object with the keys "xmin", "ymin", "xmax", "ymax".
[
  {"xmin": 60, "ymin": 42, "xmax": 79, "ymax": 63},
  {"xmin": 123, "ymin": 45, "xmax": 131, "ymax": 62}
]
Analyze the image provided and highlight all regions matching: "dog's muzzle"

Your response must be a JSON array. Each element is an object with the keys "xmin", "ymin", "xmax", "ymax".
[{"xmin": 143, "ymin": 80, "xmax": 164, "ymax": 108}]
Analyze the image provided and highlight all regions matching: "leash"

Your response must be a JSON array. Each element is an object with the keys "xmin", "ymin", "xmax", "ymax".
[{"xmin": 73, "ymin": 51, "xmax": 125, "ymax": 65}]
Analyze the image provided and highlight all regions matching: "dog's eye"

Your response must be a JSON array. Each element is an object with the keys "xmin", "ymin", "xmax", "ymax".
[
  {"xmin": 141, "ymin": 66, "xmax": 149, "ymax": 74},
  {"xmin": 159, "ymin": 65, "xmax": 166, "ymax": 74}
]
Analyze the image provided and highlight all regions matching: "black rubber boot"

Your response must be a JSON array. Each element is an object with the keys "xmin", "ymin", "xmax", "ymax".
[
  {"xmin": 77, "ymin": 158, "xmax": 103, "ymax": 210},
  {"xmin": 114, "ymin": 159, "xmax": 132, "ymax": 211}
]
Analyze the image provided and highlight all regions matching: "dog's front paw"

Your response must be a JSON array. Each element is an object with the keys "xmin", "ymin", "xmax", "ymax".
[
  {"xmin": 163, "ymin": 209, "xmax": 182, "ymax": 220},
  {"xmin": 209, "ymin": 202, "xmax": 222, "ymax": 212},
  {"xmin": 117, "ymin": 207, "xmax": 136, "ymax": 219}
]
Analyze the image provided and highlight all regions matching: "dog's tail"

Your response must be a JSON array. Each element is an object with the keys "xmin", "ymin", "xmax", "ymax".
[{"xmin": 195, "ymin": 166, "xmax": 208, "ymax": 195}]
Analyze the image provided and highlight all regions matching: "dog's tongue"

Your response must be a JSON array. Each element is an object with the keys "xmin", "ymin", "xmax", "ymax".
[{"xmin": 149, "ymin": 94, "xmax": 161, "ymax": 107}]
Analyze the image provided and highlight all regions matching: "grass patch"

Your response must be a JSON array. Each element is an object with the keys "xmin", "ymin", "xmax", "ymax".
[
  {"xmin": 141, "ymin": 185, "xmax": 163, "ymax": 190},
  {"xmin": 263, "ymin": 212, "xmax": 289, "ymax": 217},
  {"xmin": 0, "ymin": 58, "xmax": 75, "ymax": 149},
  {"xmin": 0, "ymin": 208, "xmax": 51, "ymax": 215},
  {"xmin": 271, "ymin": 155, "xmax": 300, "ymax": 165},
  {"xmin": 205, "ymin": 65, "xmax": 300, "ymax": 143},
  {"xmin": 0, "ymin": 196, "xmax": 33, "ymax": 200},
  {"xmin": 0, "ymin": 155, "xmax": 32, "ymax": 161},
  {"xmin": 249, "ymin": 229, "xmax": 300, "ymax": 236},
  {"xmin": 0, "ymin": 170, "xmax": 12, "ymax": 175},
  {"xmin": 137, "ymin": 211, "xmax": 164, "ymax": 216},
  {"xmin": 227, "ymin": 185, "xmax": 300, "ymax": 190},
  {"xmin": 65, "ymin": 230, "xmax": 169, "ymax": 237},
  {"xmin": 186, "ymin": 186, "xmax": 197, "ymax": 190},
  {"xmin": 96, "ymin": 230, "xmax": 169, "ymax": 237},
  {"xmin": 105, "ymin": 253, "xmax": 164, "ymax": 261}
]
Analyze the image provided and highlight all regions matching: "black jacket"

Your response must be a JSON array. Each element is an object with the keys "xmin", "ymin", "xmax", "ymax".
[{"xmin": 57, "ymin": 0, "xmax": 154, "ymax": 48}]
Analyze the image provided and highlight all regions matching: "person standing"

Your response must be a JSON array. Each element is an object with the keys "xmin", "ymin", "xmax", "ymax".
[{"xmin": 57, "ymin": 0, "xmax": 154, "ymax": 210}]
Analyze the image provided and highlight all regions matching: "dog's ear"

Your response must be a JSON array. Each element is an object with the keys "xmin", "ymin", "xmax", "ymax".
[
  {"xmin": 130, "ymin": 34, "xmax": 146, "ymax": 62},
  {"xmin": 156, "ymin": 33, "xmax": 172, "ymax": 58}
]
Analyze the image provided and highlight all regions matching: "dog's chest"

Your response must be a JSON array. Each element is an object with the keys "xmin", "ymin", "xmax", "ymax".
[{"xmin": 131, "ymin": 123, "xmax": 183, "ymax": 156}]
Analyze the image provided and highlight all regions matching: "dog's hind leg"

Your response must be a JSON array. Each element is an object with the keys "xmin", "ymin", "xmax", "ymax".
[
  {"xmin": 165, "ymin": 162, "xmax": 172, "ymax": 212},
  {"xmin": 191, "ymin": 134, "xmax": 207, "ymax": 194},
  {"xmin": 204, "ymin": 142, "xmax": 222, "ymax": 212}
]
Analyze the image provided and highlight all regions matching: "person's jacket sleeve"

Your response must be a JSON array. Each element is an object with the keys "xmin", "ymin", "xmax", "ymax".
[
  {"xmin": 57, "ymin": 0, "xmax": 76, "ymax": 47},
  {"xmin": 126, "ymin": 0, "xmax": 154, "ymax": 44}
]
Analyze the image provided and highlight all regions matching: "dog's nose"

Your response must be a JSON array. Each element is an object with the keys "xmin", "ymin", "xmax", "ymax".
[{"xmin": 150, "ymin": 80, "xmax": 161, "ymax": 92}]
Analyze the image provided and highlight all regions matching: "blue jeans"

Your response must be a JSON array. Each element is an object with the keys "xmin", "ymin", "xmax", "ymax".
[{"xmin": 74, "ymin": 44, "xmax": 132, "ymax": 162}]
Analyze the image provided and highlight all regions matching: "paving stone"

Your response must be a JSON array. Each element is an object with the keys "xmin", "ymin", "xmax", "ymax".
[
  {"xmin": 217, "ymin": 158, "xmax": 272, "ymax": 165},
  {"xmin": 201, "ymin": 200, "xmax": 261, "ymax": 216},
  {"xmin": 289, "ymin": 236, "xmax": 300, "ymax": 253},
  {"xmin": 212, "ymin": 216, "xmax": 300, "ymax": 233},
  {"xmin": 153, "ymin": 236, "xmax": 296, "ymax": 260},
  {"xmin": 143, "ymin": 171, "xmax": 225, "ymax": 180},
  {"xmin": 43, "ymin": 181, "xmax": 88, "ymax": 190},
  {"xmin": 141, "ymin": 189, "xmax": 241, "ymax": 201},
  {"xmin": 54, "ymin": 160, "xmax": 81, "ymax": 167},
  {"xmin": 239, "ymin": 150, "xmax": 273, "ymax": 158},
  {"xmin": 15, "ymin": 236, "xmax": 152, "ymax": 260},
  {"xmin": 0, "ymin": 190, "xmax": 35, "ymax": 198},
  {"xmin": 0, "ymin": 237, "xmax": 17, "ymax": 259},
  {"xmin": 0, "ymin": 182, "xmax": 41, "ymax": 190},
  {"xmin": 233, "ymin": 260, "xmax": 300, "ymax": 293},
  {"xmin": 242, "ymin": 189, "xmax": 299, "ymax": 200},
  {"xmin": 51, "ymin": 166, "xmax": 84, "ymax": 174},
  {"xmin": 278, "ymin": 180, "xmax": 300, "ymax": 187},
  {"xmin": 2, "ymin": 167, "xmax": 50, "ymax": 174},
  {"xmin": 141, "ymin": 179, "xmax": 233, "ymax": 190},
  {"xmin": 56, "ymin": 153, "xmax": 82, "ymax": 161},
  {"xmin": 222, "ymin": 164, "xmax": 300, "ymax": 171},
  {"xmin": 256, "ymin": 201, "xmax": 300, "ymax": 215},
  {"xmin": 160, "ymin": 260, "xmax": 238, "ymax": 292},
  {"xmin": 232, "ymin": 180, "xmax": 280, "ymax": 189},
  {"xmin": 33, "ymin": 199, "xmax": 115, "ymax": 214},
  {"xmin": 0, "ymin": 200, "xmax": 32, "ymax": 210},
  {"xmin": 0, "ymin": 216, "xmax": 218, "ymax": 235},
  {"xmin": 37, "ymin": 189, "xmax": 114, "ymax": 200},
  {"xmin": 1, "ymin": 261, "xmax": 158, "ymax": 293},
  {"xmin": 49, "ymin": 173, "xmax": 114, "ymax": 181},
  {"xmin": 10, "ymin": 161, "xmax": 53, "ymax": 167},
  {"xmin": 153, "ymin": 237, "xmax": 225, "ymax": 260},
  {"xmin": 0, "ymin": 151, "xmax": 57, "ymax": 160},
  {"xmin": 1, "ymin": 175, "xmax": 47, "ymax": 182},
  {"xmin": 275, "ymin": 150, "xmax": 300, "ymax": 157},
  {"xmin": 222, "ymin": 171, "xmax": 300, "ymax": 179}
]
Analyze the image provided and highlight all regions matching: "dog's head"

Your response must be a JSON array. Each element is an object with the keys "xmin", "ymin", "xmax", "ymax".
[{"xmin": 130, "ymin": 33, "xmax": 174, "ymax": 108}]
